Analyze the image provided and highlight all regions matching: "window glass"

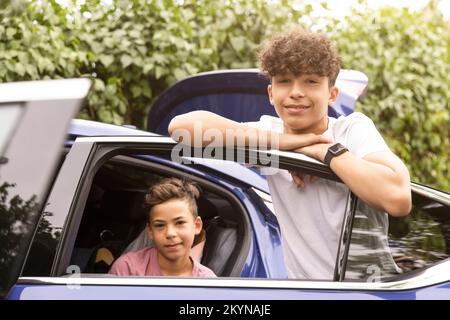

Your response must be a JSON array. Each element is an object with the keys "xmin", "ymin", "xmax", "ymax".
[
  {"xmin": 388, "ymin": 195, "xmax": 449, "ymax": 273},
  {"xmin": 344, "ymin": 201, "xmax": 400, "ymax": 281},
  {"xmin": 345, "ymin": 193, "xmax": 450, "ymax": 282},
  {"xmin": 0, "ymin": 104, "xmax": 22, "ymax": 158}
]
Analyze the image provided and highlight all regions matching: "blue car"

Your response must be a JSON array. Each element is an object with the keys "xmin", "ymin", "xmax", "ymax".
[{"xmin": 1, "ymin": 70, "xmax": 449, "ymax": 300}]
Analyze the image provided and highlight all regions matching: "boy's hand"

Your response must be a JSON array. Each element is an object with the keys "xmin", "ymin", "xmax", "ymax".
[
  {"xmin": 289, "ymin": 170, "xmax": 319, "ymax": 189},
  {"xmin": 279, "ymin": 133, "xmax": 331, "ymax": 151},
  {"xmin": 295, "ymin": 143, "xmax": 332, "ymax": 163},
  {"xmin": 289, "ymin": 142, "xmax": 331, "ymax": 189}
]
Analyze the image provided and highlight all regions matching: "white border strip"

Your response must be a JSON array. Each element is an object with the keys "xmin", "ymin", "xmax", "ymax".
[{"xmin": 0, "ymin": 78, "xmax": 91, "ymax": 102}]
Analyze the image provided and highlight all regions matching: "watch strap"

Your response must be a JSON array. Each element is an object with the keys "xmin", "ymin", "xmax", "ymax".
[
  {"xmin": 324, "ymin": 149, "xmax": 334, "ymax": 167},
  {"xmin": 324, "ymin": 143, "xmax": 348, "ymax": 167}
]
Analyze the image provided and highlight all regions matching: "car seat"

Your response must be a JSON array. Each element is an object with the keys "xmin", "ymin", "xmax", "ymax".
[
  {"xmin": 85, "ymin": 240, "xmax": 126, "ymax": 273},
  {"xmin": 200, "ymin": 216, "xmax": 238, "ymax": 276}
]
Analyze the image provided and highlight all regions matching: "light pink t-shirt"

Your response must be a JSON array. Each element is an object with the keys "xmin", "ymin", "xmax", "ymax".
[{"xmin": 109, "ymin": 247, "xmax": 216, "ymax": 277}]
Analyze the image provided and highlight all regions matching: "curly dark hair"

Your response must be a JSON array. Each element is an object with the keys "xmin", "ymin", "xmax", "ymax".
[
  {"xmin": 145, "ymin": 177, "xmax": 200, "ymax": 219},
  {"xmin": 258, "ymin": 28, "xmax": 341, "ymax": 86}
]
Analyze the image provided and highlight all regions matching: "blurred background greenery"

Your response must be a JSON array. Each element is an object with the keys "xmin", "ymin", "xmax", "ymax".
[{"xmin": 0, "ymin": 0, "xmax": 448, "ymax": 191}]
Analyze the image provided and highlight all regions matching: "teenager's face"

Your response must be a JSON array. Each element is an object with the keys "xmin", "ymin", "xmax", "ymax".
[
  {"xmin": 148, "ymin": 199, "xmax": 202, "ymax": 263},
  {"xmin": 268, "ymin": 73, "xmax": 339, "ymax": 134}
]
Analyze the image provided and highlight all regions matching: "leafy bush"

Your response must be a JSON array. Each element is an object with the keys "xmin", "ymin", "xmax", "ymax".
[
  {"xmin": 0, "ymin": 0, "xmax": 448, "ymax": 190},
  {"xmin": 330, "ymin": 2, "xmax": 449, "ymax": 190},
  {"xmin": 25, "ymin": 0, "xmax": 307, "ymax": 126},
  {"xmin": 0, "ymin": 0, "xmax": 89, "ymax": 81}
]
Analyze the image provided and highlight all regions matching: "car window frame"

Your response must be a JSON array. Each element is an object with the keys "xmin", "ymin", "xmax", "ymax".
[{"xmin": 47, "ymin": 139, "xmax": 253, "ymax": 277}]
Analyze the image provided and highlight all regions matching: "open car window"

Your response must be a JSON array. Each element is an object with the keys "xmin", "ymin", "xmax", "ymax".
[{"xmin": 45, "ymin": 152, "xmax": 251, "ymax": 278}]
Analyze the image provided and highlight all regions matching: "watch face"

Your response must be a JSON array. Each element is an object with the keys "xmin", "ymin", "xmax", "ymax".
[{"xmin": 330, "ymin": 143, "xmax": 345, "ymax": 155}]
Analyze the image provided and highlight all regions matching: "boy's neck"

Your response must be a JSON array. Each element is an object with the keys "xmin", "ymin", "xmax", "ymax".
[
  {"xmin": 283, "ymin": 116, "xmax": 329, "ymax": 135},
  {"xmin": 158, "ymin": 254, "xmax": 193, "ymax": 276}
]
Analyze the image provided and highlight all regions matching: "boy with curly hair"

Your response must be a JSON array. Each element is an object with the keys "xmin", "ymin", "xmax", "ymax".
[
  {"xmin": 168, "ymin": 28, "xmax": 411, "ymax": 279},
  {"xmin": 109, "ymin": 178, "xmax": 216, "ymax": 277}
]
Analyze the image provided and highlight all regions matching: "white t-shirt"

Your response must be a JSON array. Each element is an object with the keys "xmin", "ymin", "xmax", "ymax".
[{"xmin": 246, "ymin": 112, "xmax": 398, "ymax": 280}]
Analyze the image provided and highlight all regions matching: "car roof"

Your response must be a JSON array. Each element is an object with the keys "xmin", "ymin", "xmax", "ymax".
[{"xmin": 68, "ymin": 119, "xmax": 157, "ymax": 137}]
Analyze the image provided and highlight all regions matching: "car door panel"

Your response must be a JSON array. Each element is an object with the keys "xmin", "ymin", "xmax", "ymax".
[
  {"xmin": 12, "ymin": 135, "xmax": 450, "ymax": 299},
  {"xmin": 0, "ymin": 78, "xmax": 91, "ymax": 298}
]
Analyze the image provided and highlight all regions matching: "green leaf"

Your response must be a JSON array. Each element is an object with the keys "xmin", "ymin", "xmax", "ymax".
[
  {"xmin": 143, "ymin": 63, "xmax": 154, "ymax": 74},
  {"xmin": 99, "ymin": 55, "xmax": 114, "ymax": 68},
  {"xmin": 141, "ymin": 82, "xmax": 152, "ymax": 98},
  {"xmin": 104, "ymin": 37, "xmax": 115, "ymax": 48},
  {"xmin": 173, "ymin": 68, "xmax": 187, "ymax": 80},
  {"xmin": 229, "ymin": 36, "xmax": 245, "ymax": 52},
  {"xmin": 155, "ymin": 66, "xmax": 164, "ymax": 79},
  {"xmin": 130, "ymin": 84, "xmax": 142, "ymax": 98},
  {"xmin": 6, "ymin": 28, "xmax": 16, "ymax": 39},
  {"xmin": 90, "ymin": 42, "xmax": 103, "ymax": 55},
  {"xmin": 15, "ymin": 62, "xmax": 25, "ymax": 76},
  {"xmin": 129, "ymin": 29, "xmax": 141, "ymax": 38},
  {"xmin": 25, "ymin": 64, "xmax": 37, "ymax": 77},
  {"xmin": 94, "ymin": 79, "xmax": 105, "ymax": 91},
  {"xmin": 120, "ymin": 55, "xmax": 133, "ymax": 68}
]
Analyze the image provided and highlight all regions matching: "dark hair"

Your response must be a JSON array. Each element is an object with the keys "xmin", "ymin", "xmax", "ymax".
[
  {"xmin": 258, "ymin": 27, "xmax": 341, "ymax": 86},
  {"xmin": 145, "ymin": 178, "xmax": 200, "ymax": 220}
]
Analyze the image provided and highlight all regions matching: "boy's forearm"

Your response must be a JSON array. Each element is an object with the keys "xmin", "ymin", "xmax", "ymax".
[
  {"xmin": 168, "ymin": 111, "xmax": 329, "ymax": 149},
  {"xmin": 168, "ymin": 111, "xmax": 278, "ymax": 148},
  {"xmin": 329, "ymin": 151, "xmax": 412, "ymax": 217}
]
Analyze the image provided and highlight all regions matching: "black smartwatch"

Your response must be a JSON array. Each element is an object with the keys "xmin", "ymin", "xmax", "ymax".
[{"xmin": 324, "ymin": 143, "xmax": 348, "ymax": 166}]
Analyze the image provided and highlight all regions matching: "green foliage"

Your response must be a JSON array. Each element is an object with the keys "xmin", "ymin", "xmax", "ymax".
[
  {"xmin": 0, "ymin": 0, "xmax": 448, "ymax": 190},
  {"xmin": 0, "ymin": 0, "xmax": 89, "ymax": 81},
  {"xmin": 73, "ymin": 0, "xmax": 307, "ymax": 126},
  {"xmin": 329, "ymin": 2, "xmax": 450, "ymax": 191}
]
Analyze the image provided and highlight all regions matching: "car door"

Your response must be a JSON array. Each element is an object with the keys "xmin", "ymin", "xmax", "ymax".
[
  {"xmin": 11, "ymin": 137, "xmax": 347, "ymax": 299},
  {"xmin": 0, "ymin": 78, "xmax": 91, "ymax": 299},
  {"xmin": 13, "ymin": 137, "xmax": 450, "ymax": 300}
]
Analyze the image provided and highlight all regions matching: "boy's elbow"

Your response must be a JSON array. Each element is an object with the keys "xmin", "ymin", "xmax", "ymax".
[
  {"xmin": 385, "ymin": 189, "xmax": 412, "ymax": 217},
  {"xmin": 168, "ymin": 114, "xmax": 189, "ymax": 138},
  {"xmin": 385, "ymin": 167, "xmax": 412, "ymax": 217},
  {"xmin": 168, "ymin": 111, "xmax": 204, "ymax": 136},
  {"xmin": 167, "ymin": 116, "xmax": 178, "ymax": 137}
]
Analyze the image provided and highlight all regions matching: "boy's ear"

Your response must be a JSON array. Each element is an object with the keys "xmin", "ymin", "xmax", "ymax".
[
  {"xmin": 194, "ymin": 216, "xmax": 203, "ymax": 235},
  {"xmin": 328, "ymin": 86, "xmax": 339, "ymax": 105},
  {"xmin": 267, "ymin": 84, "xmax": 274, "ymax": 105}
]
